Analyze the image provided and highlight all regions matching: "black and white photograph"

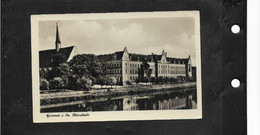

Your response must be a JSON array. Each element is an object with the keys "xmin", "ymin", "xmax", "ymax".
[{"xmin": 31, "ymin": 11, "xmax": 201, "ymax": 122}]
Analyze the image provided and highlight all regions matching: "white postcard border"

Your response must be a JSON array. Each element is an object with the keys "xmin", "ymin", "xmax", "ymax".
[{"xmin": 31, "ymin": 11, "xmax": 202, "ymax": 123}]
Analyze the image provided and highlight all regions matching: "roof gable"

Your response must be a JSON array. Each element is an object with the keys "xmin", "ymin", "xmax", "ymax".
[
  {"xmin": 39, "ymin": 46, "xmax": 74, "ymax": 68},
  {"xmin": 97, "ymin": 51, "xmax": 125, "ymax": 62}
]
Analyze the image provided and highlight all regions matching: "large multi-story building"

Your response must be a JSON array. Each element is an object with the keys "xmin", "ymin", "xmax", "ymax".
[{"xmin": 97, "ymin": 47, "xmax": 193, "ymax": 85}]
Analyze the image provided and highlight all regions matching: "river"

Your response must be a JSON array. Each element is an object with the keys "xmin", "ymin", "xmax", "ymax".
[{"xmin": 41, "ymin": 88, "xmax": 197, "ymax": 112}]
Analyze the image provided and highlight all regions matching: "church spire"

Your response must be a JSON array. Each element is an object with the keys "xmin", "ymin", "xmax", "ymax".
[
  {"xmin": 55, "ymin": 23, "xmax": 61, "ymax": 52},
  {"xmin": 123, "ymin": 46, "xmax": 128, "ymax": 52}
]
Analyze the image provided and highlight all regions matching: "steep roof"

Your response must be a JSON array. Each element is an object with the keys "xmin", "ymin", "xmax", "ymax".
[
  {"xmin": 97, "ymin": 51, "xmax": 124, "ymax": 62},
  {"xmin": 129, "ymin": 53, "xmax": 154, "ymax": 62},
  {"xmin": 97, "ymin": 51, "xmax": 188, "ymax": 64},
  {"xmin": 167, "ymin": 57, "xmax": 189, "ymax": 64},
  {"xmin": 39, "ymin": 46, "xmax": 74, "ymax": 68}
]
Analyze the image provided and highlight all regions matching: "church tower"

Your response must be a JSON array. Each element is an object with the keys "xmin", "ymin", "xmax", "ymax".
[
  {"xmin": 55, "ymin": 23, "xmax": 61, "ymax": 52},
  {"xmin": 160, "ymin": 49, "xmax": 167, "ymax": 63}
]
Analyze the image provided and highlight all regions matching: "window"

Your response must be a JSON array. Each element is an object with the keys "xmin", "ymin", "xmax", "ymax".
[{"xmin": 126, "ymin": 70, "xmax": 127, "ymax": 73}]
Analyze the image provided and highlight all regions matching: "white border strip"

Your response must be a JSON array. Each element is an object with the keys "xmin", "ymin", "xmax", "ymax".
[{"xmin": 248, "ymin": 1, "xmax": 260, "ymax": 135}]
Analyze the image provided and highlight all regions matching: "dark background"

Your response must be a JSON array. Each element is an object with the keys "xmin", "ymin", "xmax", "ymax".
[{"xmin": 1, "ymin": 0, "xmax": 246, "ymax": 135}]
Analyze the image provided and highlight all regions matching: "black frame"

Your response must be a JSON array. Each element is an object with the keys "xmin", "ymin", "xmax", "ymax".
[{"xmin": 1, "ymin": 0, "xmax": 246, "ymax": 135}]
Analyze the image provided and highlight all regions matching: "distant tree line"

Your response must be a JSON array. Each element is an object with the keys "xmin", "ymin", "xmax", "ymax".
[{"xmin": 40, "ymin": 54, "xmax": 117, "ymax": 91}]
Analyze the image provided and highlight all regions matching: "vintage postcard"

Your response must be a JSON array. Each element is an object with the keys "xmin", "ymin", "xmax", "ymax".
[{"xmin": 31, "ymin": 11, "xmax": 201, "ymax": 123}]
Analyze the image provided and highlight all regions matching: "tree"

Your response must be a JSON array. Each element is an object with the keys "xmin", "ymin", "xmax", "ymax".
[
  {"xmin": 135, "ymin": 78, "xmax": 140, "ymax": 86},
  {"xmin": 47, "ymin": 63, "xmax": 70, "ymax": 79},
  {"xmin": 142, "ymin": 77, "xmax": 149, "ymax": 86},
  {"xmin": 68, "ymin": 54, "xmax": 104, "ymax": 79},
  {"xmin": 169, "ymin": 77, "xmax": 175, "ymax": 84},
  {"xmin": 76, "ymin": 77, "xmax": 92, "ymax": 91},
  {"xmin": 165, "ymin": 77, "xmax": 169, "ymax": 87},
  {"xmin": 45, "ymin": 63, "xmax": 71, "ymax": 89},
  {"xmin": 40, "ymin": 68, "xmax": 49, "ymax": 79},
  {"xmin": 125, "ymin": 81, "xmax": 132, "ymax": 87},
  {"xmin": 40, "ymin": 78, "xmax": 49, "ymax": 90},
  {"xmin": 67, "ymin": 75, "xmax": 79, "ymax": 90},
  {"xmin": 109, "ymin": 77, "xmax": 117, "ymax": 89},
  {"xmin": 157, "ymin": 76, "xmax": 164, "ymax": 84},
  {"xmin": 50, "ymin": 77, "xmax": 65, "ymax": 90},
  {"xmin": 150, "ymin": 77, "xmax": 155, "ymax": 85},
  {"xmin": 97, "ymin": 76, "xmax": 108, "ymax": 88},
  {"xmin": 138, "ymin": 58, "xmax": 153, "ymax": 83}
]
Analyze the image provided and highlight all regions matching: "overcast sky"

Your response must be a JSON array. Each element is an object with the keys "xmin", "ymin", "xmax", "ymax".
[{"xmin": 39, "ymin": 17, "xmax": 196, "ymax": 65}]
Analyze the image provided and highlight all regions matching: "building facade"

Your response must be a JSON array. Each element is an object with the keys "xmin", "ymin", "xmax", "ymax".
[{"xmin": 97, "ymin": 47, "xmax": 193, "ymax": 85}]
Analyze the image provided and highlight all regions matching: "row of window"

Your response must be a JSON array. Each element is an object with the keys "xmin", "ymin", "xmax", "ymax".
[
  {"xmin": 125, "ymin": 63, "xmax": 156, "ymax": 68},
  {"xmin": 106, "ymin": 63, "xmax": 121, "ymax": 68},
  {"xmin": 169, "ymin": 71, "xmax": 186, "ymax": 74},
  {"xmin": 126, "ymin": 69, "xmax": 155, "ymax": 74},
  {"xmin": 107, "ymin": 62, "xmax": 186, "ymax": 70},
  {"xmin": 107, "ymin": 69, "xmax": 122, "ymax": 74},
  {"xmin": 159, "ymin": 70, "xmax": 185, "ymax": 74},
  {"xmin": 129, "ymin": 69, "xmax": 138, "ymax": 74},
  {"xmin": 158, "ymin": 65, "xmax": 185, "ymax": 69},
  {"xmin": 107, "ymin": 68, "xmax": 185, "ymax": 74},
  {"xmin": 129, "ymin": 76, "xmax": 138, "ymax": 81},
  {"xmin": 168, "ymin": 61, "xmax": 185, "ymax": 64},
  {"xmin": 126, "ymin": 63, "xmax": 141, "ymax": 68}
]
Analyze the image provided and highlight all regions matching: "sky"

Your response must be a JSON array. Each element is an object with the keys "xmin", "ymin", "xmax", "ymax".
[{"xmin": 39, "ymin": 17, "xmax": 197, "ymax": 65}]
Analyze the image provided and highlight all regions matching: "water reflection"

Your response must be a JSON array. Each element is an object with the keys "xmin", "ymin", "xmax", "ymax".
[{"xmin": 41, "ymin": 89, "xmax": 197, "ymax": 112}]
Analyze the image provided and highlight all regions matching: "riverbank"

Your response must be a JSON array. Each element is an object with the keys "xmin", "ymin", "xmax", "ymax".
[{"xmin": 40, "ymin": 82, "xmax": 196, "ymax": 107}]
